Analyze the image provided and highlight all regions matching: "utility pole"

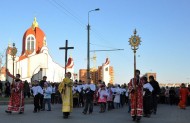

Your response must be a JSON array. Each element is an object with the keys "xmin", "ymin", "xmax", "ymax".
[
  {"xmin": 59, "ymin": 40, "xmax": 74, "ymax": 76},
  {"xmin": 87, "ymin": 8, "xmax": 100, "ymax": 83}
]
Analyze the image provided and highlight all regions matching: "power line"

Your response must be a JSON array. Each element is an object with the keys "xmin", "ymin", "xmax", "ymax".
[
  {"xmin": 90, "ymin": 43, "xmax": 119, "ymax": 49},
  {"xmin": 55, "ymin": 0, "xmax": 86, "ymax": 26},
  {"xmin": 47, "ymin": 0, "xmax": 115, "ymax": 49},
  {"xmin": 49, "ymin": 0, "xmax": 85, "ymax": 28},
  {"xmin": 90, "ymin": 49, "xmax": 124, "ymax": 52}
]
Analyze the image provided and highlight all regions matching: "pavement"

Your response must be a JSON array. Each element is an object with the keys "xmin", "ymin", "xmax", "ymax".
[{"xmin": 0, "ymin": 103, "xmax": 190, "ymax": 123}]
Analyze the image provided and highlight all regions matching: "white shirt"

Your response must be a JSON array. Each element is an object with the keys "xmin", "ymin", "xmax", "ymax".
[
  {"xmin": 72, "ymin": 85, "xmax": 81, "ymax": 93},
  {"xmin": 113, "ymin": 87, "xmax": 121, "ymax": 103},
  {"xmin": 120, "ymin": 88, "xmax": 126, "ymax": 95},
  {"xmin": 83, "ymin": 84, "xmax": 96, "ymax": 91},
  {"xmin": 143, "ymin": 83, "xmax": 154, "ymax": 92},
  {"xmin": 97, "ymin": 89, "xmax": 108, "ymax": 99},
  {"xmin": 31, "ymin": 86, "xmax": 43, "ymax": 96}
]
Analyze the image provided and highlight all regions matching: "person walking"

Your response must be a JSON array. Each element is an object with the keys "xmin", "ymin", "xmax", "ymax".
[
  {"xmin": 142, "ymin": 76, "xmax": 153, "ymax": 118},
  {"xmin": 178, "ymin": 83, "xmax": 189, "ymax": 109},
  {"xmin": 58, "ymin": 72, "xmax": 73, "ymax": 118},
  {"xmin": 149, "ymin": 75, "xmax": 160, "ymax": 115},
  {"xmin": 128, "ymin": 70, "xmax": 144, "ymax": 121},
  {"xmin": 5, "ymin": 74, "xmax": 24, "ymax": 114},
  {"xmin": 82, "ymin": 78, "xmax": 96, "ymax": 114}
]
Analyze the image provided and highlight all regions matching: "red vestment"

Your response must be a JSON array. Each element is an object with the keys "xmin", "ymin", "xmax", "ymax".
[
  {"xmin": 178, "ymin": 87, "xmax": 189, "ymax": 109},
  {"xmin": 7, "ymin": 80, "xmax": 24, "ymax": 113},
  {"xmin": 128, "ymin": 78, "xmax": 144, "ymax": 116}
]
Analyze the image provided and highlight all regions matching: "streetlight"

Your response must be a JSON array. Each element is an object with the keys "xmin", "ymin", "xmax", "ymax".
[
  {"xmin": 87, "ymin": 8, "xmax": 100, "ymax": 83},
  {"xmin": 11, "ymin": 43, "xmax": 17, "ymax": 82}
]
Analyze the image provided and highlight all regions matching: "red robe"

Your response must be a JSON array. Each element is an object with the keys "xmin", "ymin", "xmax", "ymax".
[
  {"xmin": 7, "ymin": 80, "xmax": 24, "ymax": 113},
  {"xmin": 178, "ymin": 87, "xmax": 189, "ymax": 109},
  {"xmin": 128, "ymin": 78, "xmax": 144, "ymax": 116}
]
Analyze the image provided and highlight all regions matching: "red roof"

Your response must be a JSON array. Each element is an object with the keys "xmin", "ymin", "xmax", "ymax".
[{"xmin": 19, "ymin": 26, "xmax": 46, "ymax": 61}]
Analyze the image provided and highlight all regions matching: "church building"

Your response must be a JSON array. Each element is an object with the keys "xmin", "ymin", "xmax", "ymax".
[{"xmin": 2, "ymin": 18, "xmax": 74, "ymax": 82}]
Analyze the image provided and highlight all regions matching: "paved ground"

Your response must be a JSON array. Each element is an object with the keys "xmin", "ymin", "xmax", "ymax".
[{"xmin": 0, "ymin": 104, "xmax": 189, "ymax": 123}]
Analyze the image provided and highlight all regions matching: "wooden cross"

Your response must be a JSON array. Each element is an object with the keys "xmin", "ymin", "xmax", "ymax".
[{"xmin": 59, "ymin": 40, "xmax": 74, "ymax": 75}]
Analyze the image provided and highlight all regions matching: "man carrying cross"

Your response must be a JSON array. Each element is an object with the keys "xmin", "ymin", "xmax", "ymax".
[{"xmin": 59, "ymin": 40, "xmax": 74, "ymax": 118}]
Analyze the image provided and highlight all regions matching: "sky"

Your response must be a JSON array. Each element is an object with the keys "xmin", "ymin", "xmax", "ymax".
[{"xmin": 0, "ymin": 0, "xmax": 190, "ymax": 84}]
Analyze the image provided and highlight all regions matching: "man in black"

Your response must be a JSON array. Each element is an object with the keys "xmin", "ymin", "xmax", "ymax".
[
  {"xmin": 82, "ymin": 79, "xmax": 96, "ymax": 114},
  {"xmin": 78, "ymin": 80, "xmax": 84, "ymax": 107},
  {"xmin": 39, "ymin": 76, "xmax": 47, "ymax": 110},
  {"xmin": 142, "ymin": 76, "xmax": 153, "ymax": 118},
  {"xmin": 149, "ymin": 75, "xmax": 160, "ymax": 115},
  {"xmin": 5, "ymin": 80, "xmax": 11, "ymax": 97},
  {"xmin": 39, "ymin": 76, "xmax": 47, "ymax": 89},
  {"xmin": 24, "ymin": 80, "xmax": 30, "ymax": 98}
]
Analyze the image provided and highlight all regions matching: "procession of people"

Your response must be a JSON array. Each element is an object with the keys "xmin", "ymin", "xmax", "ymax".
[{"xmin": 0, "ymin": 70, "xmax": 190, "ymax": 122}]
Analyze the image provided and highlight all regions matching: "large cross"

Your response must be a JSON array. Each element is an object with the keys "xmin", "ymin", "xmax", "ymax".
[{"xmin": 59, "ymin": 40, "xmax": 74, "ymax": 76}]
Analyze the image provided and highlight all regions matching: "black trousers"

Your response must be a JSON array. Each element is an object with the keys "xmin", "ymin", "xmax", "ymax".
[
  {"xmin": 107, "ymin": 101, "xmax": 113, "ymax": 110},
  {"xmin": 79, "ymin": 93, "xmax": 84, "ymax": 107},
  {"xmin": 143, "ymin": 96, "xmax": 152, "ymax": 115},
  {"xmin": 100, "ymin": 102, "xmax": 106, "ymax": 112},
  {"xmin": 73, "ymin": 98, "xmax": 79, "ymax": 107},
  {"xmin": 83, "ymin": 96, "xmax": 93, "ymax": 113},
  {"xmin": 51, "ymin": 93, "xmax": 55, "ymax": 104},
  {"xmin": 151, "ymin": 95, "xmax": 158, "ymax": 113},
  {"xmin": 34, "ymin": 94, "xmax": 40, "ymax": 111},
  {"xmin": 40, "ymin": 95, "xmax": 44, "ymax": 109},
  {"xmin": 169, "ymin": 95, "xmax": 175, "ymax": 105}
]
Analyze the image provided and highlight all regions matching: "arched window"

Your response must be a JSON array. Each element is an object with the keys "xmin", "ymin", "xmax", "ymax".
[{"xmin": 26, "ymin": 35, "xmax": 35, "ymax": 52}]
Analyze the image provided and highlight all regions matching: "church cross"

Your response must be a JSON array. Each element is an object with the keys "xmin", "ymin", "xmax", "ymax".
[{"xmin": 59, "ymin": 40, "xmax": 74, "ymax": 75}]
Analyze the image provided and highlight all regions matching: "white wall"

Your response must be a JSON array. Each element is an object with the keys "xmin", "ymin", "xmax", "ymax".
[
  {"xmin": 6, "ymin": 47, "xmax": 74, "ymax": 83},
  {"xmin": 102, "ymin": 64, "xmax": 110, "ymax": 86}
]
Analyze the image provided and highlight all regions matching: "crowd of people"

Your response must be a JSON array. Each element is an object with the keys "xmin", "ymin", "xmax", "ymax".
[{"xmin": 0, "ymin": 70, "xmax": 190, "ymax": 121}]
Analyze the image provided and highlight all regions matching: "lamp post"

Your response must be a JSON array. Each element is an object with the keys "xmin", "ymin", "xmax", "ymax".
[
  {"xmin": 129, "ymin": 29, "xmax": 141, "ymax": 115},
  {"xmin": 87, "ymin": 8, "xmax": 100, "ymax": 83},
  {"xmin": 11, "ymin": 43, "xmax": 17, "ymax": 82}
]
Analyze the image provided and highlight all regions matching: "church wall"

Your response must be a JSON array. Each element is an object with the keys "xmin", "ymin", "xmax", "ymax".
[
  {"xmin": 6, "ymin": 54, "xmax": 13, "ymax": 77},
  {"xmin": 45, "ymin": 54, "xmax": 74, "ymax": 82},
  {"xmin": 28, "ymin": 53, "xmax": 47, "ymax": 80},
  {"xmin": 17, "ymin": 58, "xmax": 28, "ymax": 80},
  {"xmin": 46, "ymin": 57, "xmax": 64, "ymax": 82},
  {"xmin": 15, "ymin": 52, "xmax": 48, "ymax": 82},
  {"xmin": 14, "ymin": 51, "xmax": 73, "ymax": 82}
]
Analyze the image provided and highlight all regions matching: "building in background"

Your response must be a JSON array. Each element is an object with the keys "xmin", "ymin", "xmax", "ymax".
[
  {"xmin": 0, "ymin": 18, "xmax": 74, "ymax": 82},
  {"xmin": 79, "ymin": 58, "xmax": 114, "ymax": 85},
  {"xmin": 143, "ymin": 72, "xmax": 157, "ymax": 81},
  {"xmin": 79, "ymin": 69, "xmax": 87, "ymax": 82}
]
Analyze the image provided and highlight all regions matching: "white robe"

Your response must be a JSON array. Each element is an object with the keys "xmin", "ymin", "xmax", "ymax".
[{"xmin": 113, "ymin": 87, "xmax": 121, "ymax": 103}]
